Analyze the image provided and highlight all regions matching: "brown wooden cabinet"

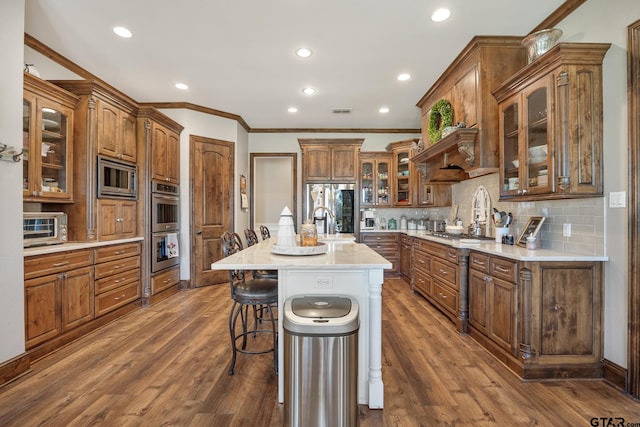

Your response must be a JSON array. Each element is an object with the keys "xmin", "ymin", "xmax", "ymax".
[
  {"xmin": 386, "ymin": 140, "xmax": 417, "ymax": 206},
  {"xmin": 360, "ymin": 232, "xmax": 399, "ymax": 277},
  {"xmin": 96, "ymin": 98, "xmax": 137, "ymax": 162},
  {"xmin": 399, "ymin": 234, "xmax": 412, "ymax": 283},
  {"xmin": 413, "ymin": 36, "xmax": 527, "ymax": 179},
  {"xmin": 94, "ymin": 242, "xmax": 141, "ymax": 317},
  {"xmin": 152, "ymin": 265, "xmax": 180, "ymax": 295},
  {"xmin": 412, "ymin": 238, "xmax": 432, "ymax": 297},
  {"xmin": 150, "ymin": 120, "xmax": 180, "ymax": 184},
  {"xmin": 493, "ymin": 43, "xmax": 610, "ymax": 200},
  {"xmin": 469, "ymin": 252, "xmax": 518, "ymax": 356},
  {"xmin": 24, "ymin": 249, "xmax": 94, "ymax": 349},
  {"xmin": 51, "ymin": 80, "xmax": 140, "ymax": 242},
  {"xmin": 467, "ymin": 249, "xmax": 603, "ymax": 379},
  {"xmin": 23, "ymin": 73, "xmax": 78, "ymax": 202},
  {"xmin": 299, "ymin": 139, "xmax": 362, "ymax": 182},
  {"xmin": 96, "ymin": 199, "xmax": 137, "ymax": 241},
  {"xmin": 359, "ymin": 152, "xmax": 392, "ymax": 207}
]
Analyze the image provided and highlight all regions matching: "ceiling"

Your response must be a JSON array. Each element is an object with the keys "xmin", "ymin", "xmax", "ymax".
[{"xmin": 24, "ymin": 0, "xmax": 567, "ymax": 131}]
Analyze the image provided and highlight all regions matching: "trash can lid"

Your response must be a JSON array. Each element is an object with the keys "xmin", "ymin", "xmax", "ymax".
[
  {"xmin": 284, "ymin": 296, "xmax": 359, "ymax": 335},
  {"xmin": 291, "ymin": 296, "xmax": 351, "ymax": 318}
]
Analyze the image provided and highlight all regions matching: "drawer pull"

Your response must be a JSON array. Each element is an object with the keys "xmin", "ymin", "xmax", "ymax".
[
  {"xmin": 113, "ymin": 251, "xmax": 125, "ymax": 255},
  {"xmin": 473, "ymin": 259, "xmax": 486, "ymax": 266},
  {"xmin": 114, "ymin": 278, "xmax": 126, "ymax": 284},
  {"xmin": 163, "ymin": 279, "xmax": 171, "ymax": 284},
  {"xmin": 52, "ymin": 261, "xmax": 69, "ymax": 267},
  {"xmin": 439, "ymin": 269, "xmax": 448, "ymax": 275},
  {"xmin": 113, "ymin": 294, "xmax": 127, "ymax": 301},
  {"xmin": 494, "ymin": 265, "xmax": 511, "ymax": 273},
  {"xmin": 417, "ymin": 259, "xmax": 425, "ymax": 264},
  {"xmin": 439, "ymin": 293, "xmax": 447, "ymax": 299},
  {"xmin": 113, "ymin": 264, "xmax": 126, "ymax": 270}
]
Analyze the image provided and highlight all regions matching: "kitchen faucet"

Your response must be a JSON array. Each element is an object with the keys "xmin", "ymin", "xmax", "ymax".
[{"xmin": 312, "ymin": 206, "xmax": 335, "ymax": 234}]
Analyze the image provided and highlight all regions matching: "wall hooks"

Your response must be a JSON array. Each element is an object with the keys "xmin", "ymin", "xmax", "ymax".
[{"xmin": 0, "ymin": 142, "xmax": 23, "ymax": 163}]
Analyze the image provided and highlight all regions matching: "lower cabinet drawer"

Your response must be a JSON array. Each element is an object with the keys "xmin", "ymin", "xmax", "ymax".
[
  {"xmin": 95, "ymin": 256, "xmax": 141, "ymax": 280},
  {"xmin": 95, "ymin": 269, "xmax": 141, "ymax": 295},
  {"xmin": 95, "ymin": 281, "xmax": 140, "ymax": 317},
  {"xmin": 24, "ymin": 249, "xmax": 94, "ymax": 280},
  {"xmin": 413, "ymin": 267, "xmax": 431, "ymax": 297},
  {"xmin": 432, "ymin": 258, "xmax": 457, "ymax": 289},
  {"xmin": 433, "ymin": 280, "xmax": 458, "ymax": 314},
  {"xmin": 152, "ymin": 266, "xmax": 180, "ymax": 294},
  {"xmin": 414, "ymin": 250, "xmax": 431, "ymax": 274}
]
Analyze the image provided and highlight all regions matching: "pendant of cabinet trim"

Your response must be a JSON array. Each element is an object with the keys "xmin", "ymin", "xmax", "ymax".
[{"xmin": 493, "ymin": 43, "xmax": 610, "ymax": 201}]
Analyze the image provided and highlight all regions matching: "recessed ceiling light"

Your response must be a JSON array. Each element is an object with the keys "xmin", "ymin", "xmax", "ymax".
[
  {"xmin": 302, "ymin": 87, "xmax": 317, "ymax": 95},
  {"xmin": 288, "ymin": 107, "xmax": 298, "ymax": 113},
  {"xmin": 113, "ymin": 26, "xmax": 133, "ymax": 38},
  {"xmin": 379, "ymin": 107, "xmax": 390, "ymax": 113},
  {"xmin": 295, "ymin": 48, "xmax": 313, "ymax": 58},
  {"xmin": 431, "ymin": 8, "xmax": 451, "ymax": 22},
  {"xmin": 397, "ymin": 73, "xmax": 411, "ymax": 81},
  {"xmin": 175, "ymin": 83, "xmax": 189, "ymax": 90}
]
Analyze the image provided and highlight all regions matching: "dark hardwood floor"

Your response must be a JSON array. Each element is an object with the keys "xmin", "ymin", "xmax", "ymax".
[{"xmin": 1, "ymin": 278, "xmax": 639, "ymax": 426}]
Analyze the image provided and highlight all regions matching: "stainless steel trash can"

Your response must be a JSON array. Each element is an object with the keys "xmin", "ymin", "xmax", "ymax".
[{"xmin": 283, "ymin": 295, "xmax": 359, "ymax": 427}]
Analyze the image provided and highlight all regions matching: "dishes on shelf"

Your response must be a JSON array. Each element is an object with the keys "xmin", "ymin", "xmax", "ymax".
[
  {"xmin": 42, "ymin": 119, "xmax": 60, "ymax": 131},
  {"xmin": 528, "ymin": 144, "xmax": 548, "ymax": 158}
]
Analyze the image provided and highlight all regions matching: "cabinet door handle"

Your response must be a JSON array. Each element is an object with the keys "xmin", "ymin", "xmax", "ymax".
[{"xmin": 52, "ymin": 261, "xmax": 69, "ymax": 267}]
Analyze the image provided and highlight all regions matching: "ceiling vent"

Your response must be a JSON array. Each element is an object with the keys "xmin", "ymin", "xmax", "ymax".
[{"xmin": 331, "ymin": 108, "xmax": 352, "ymax": 114}]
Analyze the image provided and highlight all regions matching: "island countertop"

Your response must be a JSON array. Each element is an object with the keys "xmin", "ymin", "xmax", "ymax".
[{"xmin": 210, "ymin": 238, "xmax": 392, "ymax": 270}]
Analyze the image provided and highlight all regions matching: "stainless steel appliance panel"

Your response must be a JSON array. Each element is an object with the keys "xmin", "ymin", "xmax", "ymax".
[
  {"xmin": 97, "ymin": 156, "xmax": 137, "ymax": 199},
  {"xmin": 306, "ymin": 183, "xmax": 356, "ymax": 234},
  {"xmin": 152, "ymin": 232, "xmax": 180, "ymax": 272},
  {"xmin": 23, "ymin": 212, "xmax": 67, "ymax": 247}
]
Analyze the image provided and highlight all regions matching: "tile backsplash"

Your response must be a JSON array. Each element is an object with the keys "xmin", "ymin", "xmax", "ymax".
[{"xmin": 365, "ymin": 173, "xmax": 605, "ymax": 255}]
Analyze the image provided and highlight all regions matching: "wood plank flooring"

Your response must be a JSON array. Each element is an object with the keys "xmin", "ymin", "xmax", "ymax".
[{"xmin": 1, "ymin": 278, "xmax": 639, "ymax": 426}]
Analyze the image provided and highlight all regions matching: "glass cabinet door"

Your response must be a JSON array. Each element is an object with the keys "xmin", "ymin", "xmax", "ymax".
[
  {"xmin": 395, "ymin": 151, "xmax": 410, "ymax": 205},
  {"xmin": 39, "ymin": 102, "xmax": 70, "ymax": 197},
  {"xmin": 361, "ymin": 160, "xmax": 374, "ymax": 205},
  {"xmin": 523, "ymin": 83, "xmax": 551, "ymax": 194},
  {"xmin": 501, "ymin": 101, "xmax": 520, "ymax": 194},
  {"xmin": 376, "ymin": 160, "xmax": 389, "ymax": 205}
]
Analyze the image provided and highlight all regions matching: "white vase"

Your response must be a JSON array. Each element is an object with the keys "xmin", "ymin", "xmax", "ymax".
[{"xmin": 277, "ymin": 206, "xmax": 296, "ymax": 247}]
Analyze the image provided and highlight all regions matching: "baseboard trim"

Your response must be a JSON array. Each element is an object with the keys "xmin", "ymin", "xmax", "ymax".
[
  {"xmin": 603, "ymin": 358, "xmax": 627, "ymax": 391},
  {"xmin": 0, "ymin": 352, "xmax": 31, "ymax": 388}
]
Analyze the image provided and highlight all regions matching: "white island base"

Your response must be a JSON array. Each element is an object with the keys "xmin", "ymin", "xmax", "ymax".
[{"xmin": 210, "ymin": 240, "xmax": 390, "ymax": 409}]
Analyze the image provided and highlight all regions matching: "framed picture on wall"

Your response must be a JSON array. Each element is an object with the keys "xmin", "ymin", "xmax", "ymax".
[{"xmin": 517, "ymin": 216, "xmax": 545, "ymax": 247}]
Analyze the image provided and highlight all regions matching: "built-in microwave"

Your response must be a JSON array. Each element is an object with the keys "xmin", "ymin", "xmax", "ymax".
[
  {"xmin": 97, "ymin": 156, "xmax": 137, "ymax": 199},
  {"xmin": 23, "ymin": 212, "xmax": 68, "ymax": 247}
]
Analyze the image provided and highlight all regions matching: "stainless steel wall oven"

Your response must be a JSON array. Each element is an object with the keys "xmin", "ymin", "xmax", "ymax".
[{"xmin": 151, "ymin": 180, "xmax": 180, "ymax": 273}]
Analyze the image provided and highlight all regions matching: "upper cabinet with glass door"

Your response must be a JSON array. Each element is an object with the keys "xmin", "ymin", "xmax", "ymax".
[
  {"xmin": 386, "ymin": 139, "xmax": 417, "ymax": 207},
  {"xmin": 23, "ymin": 73, "xmax": 78, "ymax": 202},
  {"xmin": 494, "ymin": 43, "xmax": 610, "ymax": 201},
  {"xmin": 360, "ymin": 152, "xmax": 392, "ymax": 207}
]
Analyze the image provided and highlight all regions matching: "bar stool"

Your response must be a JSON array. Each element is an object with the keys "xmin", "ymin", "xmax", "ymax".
[
  {"xmin": 245, "ymin": 229, "xmax": 278, "ymax": 280},
  {"xmin": 259, "ymin": 225, "xmax": 271, "ymax": 240},
  {"xmin": 221, "ymin": 231, "xmax": 278, "ymax": 375}
]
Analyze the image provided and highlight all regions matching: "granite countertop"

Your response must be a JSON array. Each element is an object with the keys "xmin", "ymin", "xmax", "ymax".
[
  {"xmin": 24, "ymin": 237, "xmax": 144, "ymax": 257},
  {"xmin": 211, "ymin": 238, "xmax": 392, "ymax": 270},
  {"xmin": 361, "ymin": 229, "xmax": 608, "ymax": 262}
]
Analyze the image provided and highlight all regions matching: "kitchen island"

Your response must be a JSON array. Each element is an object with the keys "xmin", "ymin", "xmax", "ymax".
[{"xmin": 210, "ymin": 238, "xmax": 392, "ymax": 408}]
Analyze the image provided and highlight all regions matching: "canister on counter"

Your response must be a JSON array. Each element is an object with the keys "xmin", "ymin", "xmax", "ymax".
[{"xmin": 300, "ymin": 221, "xmax": 318, "ymax": 246}]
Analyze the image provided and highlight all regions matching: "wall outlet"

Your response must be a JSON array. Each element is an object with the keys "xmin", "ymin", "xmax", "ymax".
[
  {"xmin": 563, "ymin": 223, "xmax": 571, "ymax": 237},
  {"xmin": 609, "ymin": 191, "xmax": 627, "ymax": 208}
]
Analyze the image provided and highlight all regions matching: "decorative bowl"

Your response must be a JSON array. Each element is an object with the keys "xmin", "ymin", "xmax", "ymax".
[
  {"xmin": 521, "ymin": 28, "xmax": 562, "ymax": 63},
  {"xmin": 445, "ymin": 225, "xmax": 464, "ymax": 235}
]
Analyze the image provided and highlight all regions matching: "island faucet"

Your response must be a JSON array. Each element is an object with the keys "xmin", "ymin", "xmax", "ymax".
[{"xmin": 312, "ymin": 206, "xmax": 335, "ymax": 234}]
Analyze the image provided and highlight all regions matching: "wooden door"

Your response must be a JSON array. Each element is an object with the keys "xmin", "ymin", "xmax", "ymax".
[{"xmin": 190, "ymin": 135, "xmax": 233, "ymax": 287}]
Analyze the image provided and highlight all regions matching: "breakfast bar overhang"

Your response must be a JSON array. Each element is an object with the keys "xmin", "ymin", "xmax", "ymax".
[{"xmin": 210, "ymin": 239, "xmax": 392, "ymax": 408}]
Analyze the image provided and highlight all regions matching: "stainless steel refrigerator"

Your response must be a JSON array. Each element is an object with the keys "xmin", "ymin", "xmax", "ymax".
[{"xmin": 306, "ymin": 183, "xmax": 355, "ymax": 234}]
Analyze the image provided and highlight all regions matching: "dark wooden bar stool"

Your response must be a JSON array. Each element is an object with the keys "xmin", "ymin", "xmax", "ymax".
[
  {"xmin": 259, "ymin": 225, "xmax": 271, "ymax": 240},
  {"xmin": 221, "ymin": 232, "xmax": 278, "ymax": 375}
]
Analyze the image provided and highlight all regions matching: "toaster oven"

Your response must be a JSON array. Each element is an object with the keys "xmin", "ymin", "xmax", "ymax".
[{"xmin": 23, "ymin": 212, "xmax": 68, "ymax": 248}]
